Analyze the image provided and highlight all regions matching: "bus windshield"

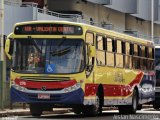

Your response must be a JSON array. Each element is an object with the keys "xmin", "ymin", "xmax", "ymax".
[{"xmin": 12, "ymin": 38, "xmax": 85, "ymax": 74}]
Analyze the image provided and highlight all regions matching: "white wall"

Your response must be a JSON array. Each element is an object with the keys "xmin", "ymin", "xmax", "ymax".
[
  {"xmin": 105, "ymin": 0, "xmax": 137, "ymax": 13},
  {"xmin": 4, "ymin": 4, "xmax": 33, "ymax": 35},
  {"xmin": 37, "ymin": 12, "xmax": 78, "ymax": 22}
]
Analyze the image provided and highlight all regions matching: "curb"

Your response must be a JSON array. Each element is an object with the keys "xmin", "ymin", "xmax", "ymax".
[{"xmin": 0, "ymin": 108, "xmax": 70, "ymax": 117}]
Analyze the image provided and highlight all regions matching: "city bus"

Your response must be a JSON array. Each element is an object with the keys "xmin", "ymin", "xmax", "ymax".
[
  {"xmin": 153, "ymin": 45, "xmax": 160, "ymax": 109},
  {"xmin": 5, "ymin": 21, "xmax": 155, "ymax": 116}
]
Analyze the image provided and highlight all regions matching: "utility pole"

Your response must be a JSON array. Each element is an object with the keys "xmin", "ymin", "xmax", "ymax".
[
  {"xmin": 0, "ymin": 0, "xmax": 4, "ymax": 109},
  {"xmin": 151, "ymin": 0, "xmax": 154, "ymax": 42}
]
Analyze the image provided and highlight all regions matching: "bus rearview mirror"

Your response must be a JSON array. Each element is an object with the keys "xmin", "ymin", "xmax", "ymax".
[{"xmin": 5, "ymin": 38, "xmax": 13, "ymax": 60}]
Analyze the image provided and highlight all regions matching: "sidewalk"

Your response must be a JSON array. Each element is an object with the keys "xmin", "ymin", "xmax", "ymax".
[{"xmin": 0, "ymin": 108, "xmax": 70, "ymax": 117}]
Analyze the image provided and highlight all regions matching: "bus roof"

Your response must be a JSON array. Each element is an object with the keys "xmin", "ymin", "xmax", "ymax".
[{"xmin": 14, "ymin": 21, "xmax": 154, "ymax": 46}]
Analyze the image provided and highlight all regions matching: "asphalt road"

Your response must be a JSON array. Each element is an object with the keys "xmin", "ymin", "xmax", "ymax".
[{"xmin": 1, "ymin": 108, "xmax": 160, "ymax": 120}]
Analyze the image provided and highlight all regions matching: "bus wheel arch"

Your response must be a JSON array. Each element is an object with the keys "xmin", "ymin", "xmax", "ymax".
[
  {"xmin": 132, "ymin": 86, "xmax": 139, "ymax": 112},
  {"xmin": 118, "ymin": 87, "xmax": 139, "ymax": 114},
  {"xmin": 134, "ymin": 86, "xmax": 143, "ymax": 110},
  {"xmin": 29, "ymin": 104, "xmax": 43, "ymax": 117},
  {"xmin": 97, "ymin": 84, "xmax": 104, "ymax": 114},
  {"xmin": 83, "ymin": 84, "xmax": 104, "ymax": 116}
]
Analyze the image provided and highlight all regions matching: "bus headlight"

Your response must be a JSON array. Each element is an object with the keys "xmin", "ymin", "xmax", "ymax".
[
  {"xmin": 11, "ymin": 81, "xmax": 27, "ymax": 92},
  {"xmin": 64, "ymin": 82, "xmax": 81, "ymax": 93}
]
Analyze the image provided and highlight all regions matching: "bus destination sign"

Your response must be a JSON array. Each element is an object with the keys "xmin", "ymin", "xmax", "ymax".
[{"xmin": 14, "ymin": 24, "xmax": 83, "ymax": 35}]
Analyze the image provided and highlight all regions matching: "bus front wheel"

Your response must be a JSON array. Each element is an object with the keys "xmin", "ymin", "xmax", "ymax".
[
  {"xmin": 29, "ymin": 104, "xmax": 43, "ymax": 117},
  {"xmin": 83, "ymin": 92, "xmax": 102, "ymax": 116}
]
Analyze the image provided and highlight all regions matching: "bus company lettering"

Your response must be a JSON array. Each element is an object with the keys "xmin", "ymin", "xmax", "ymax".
[{"xmin": 114, "ymin": 72, "xmax": 125, "ymax": 83}]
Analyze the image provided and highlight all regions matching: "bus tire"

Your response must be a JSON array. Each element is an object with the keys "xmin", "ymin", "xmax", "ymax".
[
  {"xmin": 72, "ymin": 107, "xmax": 82, "ymax": 115},
  {"xmin": 153, "ymin": 102, "xmax": 160, "ymax": 110},
  {"xmin": 137, "ymin": 104, "xmax": 142, "ymax": 110},
  {"xmin": 118, "ymin": 89, "xmax": 138, "ymax": 114},
  {"xmin": 83, "ymin": 91, "xmax": 102, "ymax": 116},
  {"xmin": 29, "ymin": 104, "xmax": 43, "ymax": 117}
]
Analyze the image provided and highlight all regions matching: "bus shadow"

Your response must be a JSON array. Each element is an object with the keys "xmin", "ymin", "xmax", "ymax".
[{"xmin": 24, "ymin": 112, "xmax": 120, "ymax": 119}]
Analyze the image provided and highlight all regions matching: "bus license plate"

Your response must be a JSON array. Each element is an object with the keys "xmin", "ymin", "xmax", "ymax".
[{"xmin": 38, "ymin": 94, "xmax": 50, "ymax": 99}]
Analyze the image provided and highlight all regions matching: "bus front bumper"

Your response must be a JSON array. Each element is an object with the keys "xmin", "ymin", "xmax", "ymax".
[{"xmin": 10, "ymin": 87, "xmax": 84, "ymax": 105}]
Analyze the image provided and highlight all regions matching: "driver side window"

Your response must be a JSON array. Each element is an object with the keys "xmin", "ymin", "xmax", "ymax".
[{"xmin": 85, "ymin": 32, "xmax": 94, "ymax": 77}]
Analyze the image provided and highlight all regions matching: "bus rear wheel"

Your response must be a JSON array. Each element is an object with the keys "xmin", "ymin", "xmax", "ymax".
[
  {"xmin": 29, "ymin": 104, "xmax": 43, "ymax": 117},
  {"xmin": 153, "ymin": 102, "xmax": 160, "ymax": 110},
  {"xmin": 118, "ymin": 89, "xmax": 138, "ymax": 114}
]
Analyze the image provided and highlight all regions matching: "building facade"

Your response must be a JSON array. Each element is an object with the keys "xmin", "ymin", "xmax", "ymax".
[
  {"xmin": 3, "ymin": 0, "xmax": 160, "ymax": 42},
  {"xmin": 47, "ymin": 0, "xmax": 160, "ymax": 42}
]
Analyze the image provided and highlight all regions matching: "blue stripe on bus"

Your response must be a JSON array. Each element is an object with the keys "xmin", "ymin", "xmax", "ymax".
[{"xmin": 10, "ymin": 87, "xmax": 84, "ymax": 104}]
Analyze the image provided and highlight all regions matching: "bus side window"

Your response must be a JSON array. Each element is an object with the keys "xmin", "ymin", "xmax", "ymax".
[
  {"xmin": 152, "ymin": 48, "xmax": 155, "ymax": 70},
  {"xmin": 107, "ymin": 38, "xmax": 112, "ymax": 52},
  {"xmin": 130, "ymin": 43, "xmax": 134, "ymax": 55},
  {"xmin": 85, "ymin": 32, "xmax": 94, "ymax": 77},
  {"xmin": 152, "ymin": 48, "xmax": 154, "ymax": 59},
  {"xmin": 96, "ymin": 35, "xmax": 104, "ymax": 50},
  {"xmin": 116, "ymin": 40, "xmax": 123, "ymax": 68},
  {"xmin": 149, "ymin": 47, "xmax": 152, "ymax": 58},
  {"xmin": 86, "ymin": 32, "xmax": 94, "ymax": 65},
  {"xmin": 96, "ymin": 35, "xmax": 106, "ymax": 65},
  {"xmin": 141, "ymin": 46, "xmax": 147, "ymax": 70},
  {"xmin": 138, "ymin": 45, "xmax": 141, "ymax": 69},
  {"xmin": 133, "ymin": 44, "xmax": 139, "ymax": 69},
  {"xmin": 106, "ymin": 38, "xmax": 114, "ymax": 67},
  {"xmin": 148, "ymin": 47, "xmax": 154, "ymax": 70},
  {"xmin": 125, "ymin": 42, "xmax": 132, "ymax": 69},
  {"xmin": 86, "ymin": 32, "xmax": 94, "ymax": 44},
  {"xmin": 112, "ymin": 40, "xmax": 117, "ymax": 52},
  {"xmin": 122, "ymin": 41, "xmax": 125, "ymax": 54}
]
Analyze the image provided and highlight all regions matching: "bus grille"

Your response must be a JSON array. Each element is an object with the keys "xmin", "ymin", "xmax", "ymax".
[{"xmin": 20, "ymin": 76, "xmax": 71, "ymax": 82}]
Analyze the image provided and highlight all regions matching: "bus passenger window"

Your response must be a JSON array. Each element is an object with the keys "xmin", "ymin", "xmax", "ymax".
[
  {"xmin": 116, "ymin": 40, "xmax": 123, "ymax": 68},
  {"xmin": 112, "ymin": 40, "xmax": 117, "ymax": 52},
  {"xmin": 126, "ymin": 43, "xmax": 130, "ymax": 55},
  {"xmin": 141, "ymin": 46, "xmax": 147, "ymax": 70},
  {"xmin": 122, "ymin": 41, "xmax": 125, "ymax": 54},
  {"xmin": 141, "ymin": 46, "xmax": 145, "ymax": 57},
  {"xmin": 125, "ymin": 42, "xmax": 132, "ymax": 69},
  {"xmin": 145, "ymin": 47, "xmax": 149, "ymax": 58},
  {"xmin": 97, "ymin": 51, "xmax": 105, "ymax": 65},
  {"xmin": 86, "ymin": 32, "xmax": 94, "ymax": 44},
  {"xmin": 117, "ymin": 40, "xmax": 122, "ymax": 54},
  {"xmin": 134, "ymin": 44, "xmax": 138, "ymax": 56},
  {"xmin": 106, "ymin": 38, "xmax": 115, "ymax": 67},
  {"xmin": 96, "ymin": 36, "xmax": 103, "ymax": 50},
  {"xmin": 130, "ymin": 43, "xmax": 134, "ymax": 55},
  {"xmin": 107, "ymin": 38, "xmax": 112, "ymax": 52},
  {"xmin": 106, "ymin": 52, "xmax": 114, "ymax": 67},
  {"xmin": 149, "ymin": 47, "xmax": 152, "ymax": 58},
  {"xmin": 138, "ymin": 45, "xmax": 141, "ymax": 57},
  {"xmin": 133, "ymin": 44, "xmax": 140, "ymax": 69},
  {"xmin": 152, "ymin": 48, "xmax": 154, "ymax": 59}
]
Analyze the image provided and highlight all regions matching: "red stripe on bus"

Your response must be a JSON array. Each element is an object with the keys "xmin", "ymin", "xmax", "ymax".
[
  {"xmin": 15, "ymin": 78, "xmax": 77, "ymax": 89},
  {"xmin": 85, "ymin": 72, "xmax": 144, "ymax": 97}
]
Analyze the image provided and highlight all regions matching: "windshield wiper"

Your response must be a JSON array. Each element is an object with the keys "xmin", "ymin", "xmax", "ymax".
[{"xmin": 50, "ymin": 47, "xmax": 71, "ymax": 56}]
